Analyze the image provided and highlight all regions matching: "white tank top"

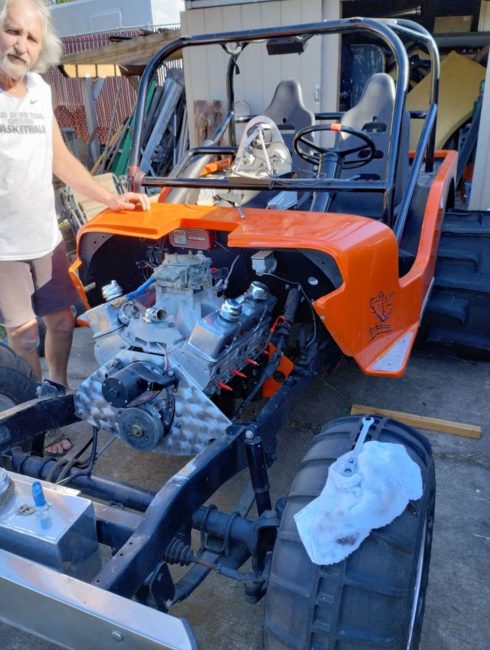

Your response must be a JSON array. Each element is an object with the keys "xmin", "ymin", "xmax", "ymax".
[{"xmin": 0, "ymin": 73, "xmax": 61, "ymax": 260}]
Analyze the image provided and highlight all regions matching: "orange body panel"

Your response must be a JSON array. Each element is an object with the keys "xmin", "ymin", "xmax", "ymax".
[
  {"xmin": 316, "ymin": 150, "xmax": 457, "ymax": 375},
  {"xmin": 68, "ymin": 258, "xmax": 90, "ymax": 311},
  {"xmin": 262, "ymin": 344, "xmax": 294, "ymax": 398},
  {"xmin": 74, "ymin": 151, "xmax": 457, "ymax": 378}
]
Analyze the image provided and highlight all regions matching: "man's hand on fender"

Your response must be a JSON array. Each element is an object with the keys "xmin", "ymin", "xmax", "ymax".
[{"xmin": 108, "ymin": 192, "xmax": 151, "ymax": 211}]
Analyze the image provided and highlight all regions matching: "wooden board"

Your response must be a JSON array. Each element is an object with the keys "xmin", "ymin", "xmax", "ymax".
[
  {"xmin": 61, "ymin": 29, "xmax": 181, "ymax": 68},
  {"xmin": 194, "ymin": 100, "xmax": 224, "ymax": 145},
  {"xmin": 350, "ymin": 403, "xmax": 481, "ymax": 439},
  {"xmin": 406, "ymin": 50, "xmax": 485, "ymax": 149},
  {"xmin": 72, "ymin": 173, "xmax": 119, "ymax": 222}
]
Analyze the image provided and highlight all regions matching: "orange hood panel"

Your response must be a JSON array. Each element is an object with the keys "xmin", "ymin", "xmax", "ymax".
[{"xmin": 77, "ymin": 151, "xmax": 456, "ymax": 377}]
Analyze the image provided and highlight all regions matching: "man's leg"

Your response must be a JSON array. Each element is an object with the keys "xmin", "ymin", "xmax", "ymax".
[
  {"xmin": 33, "ymin": 243, "xmax": 78, "ymax": 456},
  {"xmin": 0, "ymin": 259, "xmax": 42, "ymax": 380},
  {"xmin": 43, "ymin": 308, "xmax": 75, "ymax": 388},
  {"xmin": 8, "ymin": 311, "xmax": 74, "ymax": 455},
  {"xmin": 6, "ymin": 317, "xmax": 71, "ymax": 456},
  {"xmin": 0, "ymin": 247, "xmax": 76, "ymax": 456},
  {"xmin": 38, "ymin": 309, "xmax": 75, "ymax": 456},
  {"xmin": 6, "ymin": 319, "xmax": 42, "ymax": 381}
]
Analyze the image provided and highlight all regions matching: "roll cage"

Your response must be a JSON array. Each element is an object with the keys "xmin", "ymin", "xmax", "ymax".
[{"xmin": 127, "ymin": 17, "xmax": 440, "ymax": 242}]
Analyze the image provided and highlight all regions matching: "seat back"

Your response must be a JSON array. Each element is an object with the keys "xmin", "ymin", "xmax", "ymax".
[
  {"xmin": 263, "ymin": 79, "xmax": 315, "ymax": 174},
  {"xmin": 331, "ymin": 72, "xmax": 410, "ymax": 219}
]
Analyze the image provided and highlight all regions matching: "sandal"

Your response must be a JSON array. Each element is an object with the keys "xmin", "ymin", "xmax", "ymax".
[{"xmin": 43, "ymin": 430, "xmax": 73, "ymax": 458}]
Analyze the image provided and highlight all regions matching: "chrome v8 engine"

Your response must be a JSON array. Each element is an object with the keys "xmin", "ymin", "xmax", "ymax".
[{"xmin": 74, "ymin": 253, "xmax": 276, "ymax": 455}]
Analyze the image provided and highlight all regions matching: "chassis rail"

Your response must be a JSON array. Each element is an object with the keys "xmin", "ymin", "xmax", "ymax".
[{"xmin": 0, "ymin": 343, "xmax": 326, "ymax": 607}]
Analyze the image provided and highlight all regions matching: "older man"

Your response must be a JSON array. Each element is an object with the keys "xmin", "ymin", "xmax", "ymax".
[{"xmin": 0, "ymin": 0, "xmax": 150, "ymax": 453}]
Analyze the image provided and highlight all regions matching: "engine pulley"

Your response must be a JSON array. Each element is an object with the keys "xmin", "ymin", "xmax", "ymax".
[{"xmin": 118, "ymin": 405, "xmax": 165, "ymax": 450}]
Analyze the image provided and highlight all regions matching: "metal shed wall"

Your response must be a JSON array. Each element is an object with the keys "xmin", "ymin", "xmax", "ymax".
[{"xmin": 181, "ymin": 0, "xmax": 341, "ymax": 146}]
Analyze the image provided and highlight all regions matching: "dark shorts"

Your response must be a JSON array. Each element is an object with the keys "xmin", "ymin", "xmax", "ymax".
[{"xmin": 0, "ymin": 242, "xmax": 80, "ymax": 328}]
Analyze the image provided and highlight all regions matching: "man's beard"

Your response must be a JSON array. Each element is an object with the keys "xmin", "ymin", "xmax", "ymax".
[{"xmin": 0, "ymin": 51, "xmax": 29, "ymax": 81}]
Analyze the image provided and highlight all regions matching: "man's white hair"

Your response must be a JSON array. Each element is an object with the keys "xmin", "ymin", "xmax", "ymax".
[{"xmin": 0, "ymin": 0, "xmax": 62, "ymax": 72}]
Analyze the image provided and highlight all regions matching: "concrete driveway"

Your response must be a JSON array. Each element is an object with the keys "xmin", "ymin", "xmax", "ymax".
[{"xmin": 0, "ymin": 327, "xmax": 488, "ymax": 649}]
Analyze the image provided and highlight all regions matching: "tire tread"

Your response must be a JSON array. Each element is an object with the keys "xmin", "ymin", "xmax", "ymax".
[
  {"xmin": 264, "ymin": 416, "xmax": 435, "ymax": 650},
  {"xmin": 0, "ymin": 345, "xmax": 37, "ymax": 406}
]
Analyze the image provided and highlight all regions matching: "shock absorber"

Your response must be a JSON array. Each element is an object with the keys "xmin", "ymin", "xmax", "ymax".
[{"xmin": 244, "ymin": 428, "xmax": 272, "ymax": 515}]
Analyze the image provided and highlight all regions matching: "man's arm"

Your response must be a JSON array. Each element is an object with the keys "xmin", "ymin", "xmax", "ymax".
[{"xmin": 52, "ymin": 118, "xmax": 150, "ymax": 211}]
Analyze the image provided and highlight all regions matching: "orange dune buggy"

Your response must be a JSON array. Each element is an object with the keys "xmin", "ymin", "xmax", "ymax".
[{"xmin": 0, "ymin": 17, "xmax": 456, "ymax": 650}]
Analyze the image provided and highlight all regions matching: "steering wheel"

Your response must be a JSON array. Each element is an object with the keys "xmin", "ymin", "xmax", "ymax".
[{"xmin": 293, "ymin": 123, "xmax": 376, "ymax": 169}]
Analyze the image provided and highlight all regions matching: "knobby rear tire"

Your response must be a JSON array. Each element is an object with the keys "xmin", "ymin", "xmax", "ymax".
[
  {"xmin": 264, "ymin": 415, "xmax": 435, "ymax": 650},
  {"xmin": 0, "ymin": 344, "xmax": 37, "ymax": 410}
]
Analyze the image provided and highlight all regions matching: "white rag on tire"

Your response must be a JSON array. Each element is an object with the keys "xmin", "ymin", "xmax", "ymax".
[{"xmin": 294, "ymin": 440, "xmax": 423, "ymax": 565}]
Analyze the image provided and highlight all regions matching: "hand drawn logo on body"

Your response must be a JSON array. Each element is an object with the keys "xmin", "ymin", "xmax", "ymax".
[{"xmin": 368, "ymin": 291, "xmax": 394, "ymax": 340}]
